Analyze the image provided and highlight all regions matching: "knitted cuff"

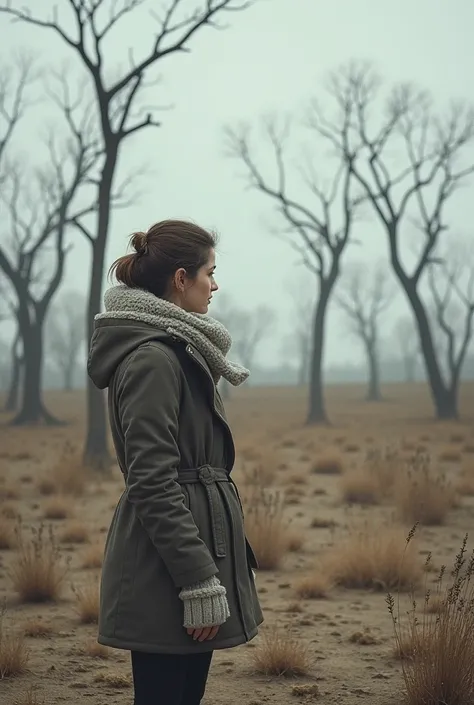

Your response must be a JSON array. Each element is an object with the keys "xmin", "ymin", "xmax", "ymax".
[{"xmin": 179, "ymin": 575, "xmax": 230, "ymax": 629}]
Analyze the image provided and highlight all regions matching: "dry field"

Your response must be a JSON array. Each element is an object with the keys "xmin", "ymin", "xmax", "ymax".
[{"xmin": 0, "ymin": 381, "xmax": 474, "ymax": 705}]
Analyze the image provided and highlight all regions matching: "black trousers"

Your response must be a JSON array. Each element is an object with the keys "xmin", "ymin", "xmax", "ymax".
[{"xmin": 131, "ymin": 650, "xmax": 213, "ymax": 705}]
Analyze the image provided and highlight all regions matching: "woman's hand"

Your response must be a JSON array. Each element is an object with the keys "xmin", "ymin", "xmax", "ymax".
[{"xmin": 187, "ymin": 625, "xmax": 220, "ymax": 642}]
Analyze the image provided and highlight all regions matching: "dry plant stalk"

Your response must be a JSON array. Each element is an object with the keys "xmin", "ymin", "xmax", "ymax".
[
  {"xmin": 47, "ymin": 441, "xmax": 88, "ymax": 496},
  {"xmin": 9, "ymin": 523, "xmax": 68, "ymax": 603},
  {"xmin": 252, "ymin": 625, "xmax": 311, "ymax": 677},
  {"xmin": 243, "ymin": 487, "xmax": 288, "ymax": 570},
  {"xmin": 322, "ymin": 521, "xmax": 421, "ymax": 591},
  {"xmin": 387, "ymin": 533, "xmax": 474, "ymax": 704},
  {"xmin": 0, "ymin": 602, "xmax": 29, "ymax": 678},
  {"xmin": 73, "ymin": 578, "xmax": 100, "ymax": 624},
  {"xmin": 395, "ymin": 451, "xmax": 456, "ymax": 526}
]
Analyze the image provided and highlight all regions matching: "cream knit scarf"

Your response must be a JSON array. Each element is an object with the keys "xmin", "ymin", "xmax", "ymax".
[{"xmin": 96, "ymin": 285, "xmax": 249, "ymax": 386}]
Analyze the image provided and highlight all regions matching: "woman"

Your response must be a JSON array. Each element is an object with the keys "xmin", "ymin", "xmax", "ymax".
[{"xmin": 87, "ymin": 219, "xmax": 264, "ymax": 705}]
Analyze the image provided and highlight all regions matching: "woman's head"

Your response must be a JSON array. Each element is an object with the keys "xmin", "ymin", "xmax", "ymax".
[{"xmin": 109, "ymin": 220, "xmax": 218, "ymax": 314}]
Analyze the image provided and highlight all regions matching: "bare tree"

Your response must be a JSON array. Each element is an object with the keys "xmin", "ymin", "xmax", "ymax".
[
  {"xmin": 310, "ymin": 61, "xmax": 474, "ymax": 419},
  {"xmin": 392, "ymin": 315, "xmax": 420, "ymax": 383},
  {"xmin": 423, "ymin": 240, "xmax": 474, "ymax": 416},
  {"xmin": 0, "ymin": 104, "xmax": 98, "ymax": 425},
  {"xmin": 46, "ymin": 290, "xmax": 86, "ymax": 391},
  {"xmin": 334, "ymin": 262, "xmax": 392, "ymax": 401},
  {"xmin": 0, "ymin": 0, "xmax": 258, "ymax": 466},
  {"xmin": 231, "ymin": 304, "xmax": 275, "ymax": 373},
  {"xmin": 226, "ymin": 118, "xmax": 361, "ymax": 423}
]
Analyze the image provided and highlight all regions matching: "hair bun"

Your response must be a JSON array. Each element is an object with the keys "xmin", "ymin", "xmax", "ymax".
[{"xmin": 131, "ymin": 231, "xmax": 148, "ymax": 256}]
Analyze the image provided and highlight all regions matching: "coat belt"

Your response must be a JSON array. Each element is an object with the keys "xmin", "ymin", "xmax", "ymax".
[{"xmin": 177, "ymin": 465, "xmax": 229, "ymax": 559}]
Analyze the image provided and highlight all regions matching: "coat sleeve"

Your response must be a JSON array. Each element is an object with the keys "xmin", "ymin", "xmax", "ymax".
[{"xmin": 117, "ymin": 342, "xmax": 218, "ymax": 588}]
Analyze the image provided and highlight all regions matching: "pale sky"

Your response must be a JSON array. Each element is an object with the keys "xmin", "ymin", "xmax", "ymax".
[{"xmin": 0, "ymin": 0, "xmax": 473, "ymax": 367}]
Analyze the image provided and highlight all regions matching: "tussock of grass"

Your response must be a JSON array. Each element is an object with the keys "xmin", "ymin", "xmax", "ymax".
[
  {"xmin": 22, "ymin": 619, "xmax": 53, "ymax": 638},
  {"xmin": 294, "ymin": 572, "xmax": 332, "ymax": 599},
  {"xmin": 81, "ymin": 543, "xmax": 104, "ymax": 569},
  {"xmin": 438, "ymin": 446, "xmax": 462, "ymax": 463},
  {"xmin": 73, "ymin": 579, "xmax": 100, "ymax": 624},
  {"xmin": 0, "ymin": 604, "xmax": 29, "ymax": 678},
  {"xmin": 252, "ymin": 626, "xmax": 311, "ymax": 677},
  {"xmin": 84, "ymin": 641, "xmax": 110, "ymax": 659},
  {"xmin": 42, "ymin": 496, "xmax": 72, "ymax": 520},
  {"xmin": 322, "ymin": 522, "xmax": 421, "ymax": 591},
  {"xmin": 11, "ymin": 687, "xmax": 44, "ymax": 705},
  {"xmin": 60, "ymin": 522, "xmax": 89, "ymax": 544},
  {"xmin": 243, "ymin": 488, "xmax": 288, "ymax": 570},
  {"xmin": 311, "ymin": 452, "xmax": 344, "ymax": 475},
  {"xmin": 339, "ymin": 468, "xmax": 380, "ymax": 505},
  {"xmin": 46, "ymin": 441, "xmax": 88, "ymax": 497},
  {"xmin": 9, "ymin": 523, "xmax": 68, "ymax": 603},
  {"xmin": 93, "ymin": 671, "xmax": 131, "ymax": 688},
  {"xmin": 395, "ymin": 452, "xmax": 456, "ymax": 526},
  {"xmin": 387, "ymin": 534, "xmax": 474, "ymax": 705}
]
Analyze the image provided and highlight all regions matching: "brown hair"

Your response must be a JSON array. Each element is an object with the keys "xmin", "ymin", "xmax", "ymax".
[{"xmin": 108, "ymin": 219, "xmax": 217, "ymax": 298}]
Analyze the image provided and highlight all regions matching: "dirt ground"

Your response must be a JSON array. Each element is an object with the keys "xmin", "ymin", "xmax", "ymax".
[{"xmin": 0, "ymin": 382, "xmax": 473, "ymax": 705}]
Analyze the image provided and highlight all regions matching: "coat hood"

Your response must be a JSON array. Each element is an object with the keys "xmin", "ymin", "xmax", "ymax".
[{"xmin": 87, "ymin": 318, "xmax": 175, "ymax": 390}]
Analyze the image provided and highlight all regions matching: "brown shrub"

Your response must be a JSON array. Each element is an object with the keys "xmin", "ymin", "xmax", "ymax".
[
  {"xmin": 286, "ymin": 528, "xmax": 305, "ymax": 553},
  {"xmin": 294, "ymin": 572, "xmax": 332, "ymax": 599},
  {"xmin": 73, "ymin": 578, "xmax": 100, "ymax": 624},
  {"xmin": 321, "ymin": 522, "xmax": 421, "ymax": 591},
  {"xmin": 0, "ymin": 605, "xmax": 29, "ymax": 678},
  {"xmin": 251, "ymin": 626, "xmax": 311, "ymax": 677},
  {"xmin": 42, "ymin": 496, "xmax": 72, "ymax": 520},
  {"xmin": 438, "ymin": 446, "xmax": 462, "ymax": 463},
  {"xmin": 387, "ymin": 535, "xmax": 474, "ymax": 704},
  {"xmin": 395, "ymin": 452, "xmax": 456, "ymax": 526},
  {"xmin": 60, "ymin": 522, "xmax": 89, "ymax": 544},
  {"xmin": 339, "ymin": 467, "xmax": 380, "ymax": 505},
  {"xmin": 93, "ymin": 671, "xmax": 131, "ymax": 688},
  {"xmin": 311, "ymin": 452, "xmax": 344, "ymax": 475},
  {"xmin": 243, "ymin": 488, "xmax": 288, "ymax": 570},
  {"xmin": 10, "ymin": 523, "xmax": 68, "ymax": 603},
  {"xmin": 81, "ymin": 543, "xmax": 104, "ymax": 569}
]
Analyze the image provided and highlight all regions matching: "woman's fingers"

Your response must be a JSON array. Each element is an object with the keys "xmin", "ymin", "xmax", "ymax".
[{"xmin": 186, "ymin": 625, "xmax": 220, "ymax": 641}]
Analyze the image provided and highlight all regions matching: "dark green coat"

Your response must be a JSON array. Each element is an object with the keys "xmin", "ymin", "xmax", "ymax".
[{"xmin": 88, "ymin": 318, "xmax": 263, "ymax": 654}]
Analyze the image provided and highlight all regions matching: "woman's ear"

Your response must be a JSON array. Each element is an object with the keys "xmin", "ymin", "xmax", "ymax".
[{"xmin": 174, "ymin": 267, "xmax": 187, "ymax": 292}]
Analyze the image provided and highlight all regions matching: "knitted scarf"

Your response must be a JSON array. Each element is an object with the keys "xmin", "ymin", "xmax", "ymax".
[{"xmin": 95, "ymin": 285, "xmax": 249, "ymax": 387}]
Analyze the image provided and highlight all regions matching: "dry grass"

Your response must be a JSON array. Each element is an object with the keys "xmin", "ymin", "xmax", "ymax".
[
  {"xmin": 0, "ymin": 605, "xmax": 29, "ymax": 678},
  {"xmin": 42, "ymin": 495, "xmax": 72, "ymax": 520},
  {"xmin": 80, "ymin": 543, "xmax": 104, "ymax": 569},
  {"xmin": 243, "ymin": 488, "xmax": 288, "ymax": 570},
  {"xmin": 438, "ymin": 445, "xmax": 462, "ymax": 463},
  {"xmin": 387, "ymin": 534, "xmax": 474, "ymax": 704},
  {"xmin": 93, "ymin": 671, "xmax": 131, "ymax": 688},
  {"xmin": 60, "ymin": 522, "xmax": 89, "ymax": 544},
  {"xmin": 339, "ymin": 467, "xmax": 380, "ymax": 505},
  {"xmin": 252, "ymin": 626, "xmax": 311, "ymax": 677},
  {"xmin": 9, "ymin": 523, "xmax": 68, "ymax": 603},
  {"xmin": 11, "ymin": 686, "xmax": 45, "ymax": 705},
  {"xmin": 0, "ymin": 517, "xmax": 16, "ymax": 550},
  {"xmin": 395, "ymin": 452, "xmax": 456, "ymax": 526},
  {"xmin": 294, "ymin": 572, "xmax": 332, "ymax": 599},
  {"xmin": 286, "ymin": 528, "xmax": 305, "ymax": 553},
  {"xmin": 73, "ymin": 578, "xmax": 100, "ymax": 624},
  {"xmin": 22, "ymin": 619, "xmax": 53, "ymax": 638},
  {"xmin": 84, "ymin": 641, "xmax": 110, "ymax": 659},
  {"xmin": 0, "ymin": 483, "xmax": 20, "ymax": 500},
  {"xmin": 321, "ymin": 522, "xmax": 422, "ymax": 591},
  {"xmin": 311, "ymin": 451, "xmax": 344, "ymax": 475},
  {"xmin": 47, "ymin": 441, "xmax": 88, "ymax": 497}
]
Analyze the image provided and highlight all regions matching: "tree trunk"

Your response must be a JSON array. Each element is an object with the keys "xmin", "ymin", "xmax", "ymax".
[
  {"xmin": 83, "ymin": 157, "xmax": 117, "ymax": 471},
  {"xmin": 306, "ymin": 284, "xmax": 331, "ymax": 425},
  {"xmin": 5, "ymin": 334, "xmax": 22, "ymax": 412},
  {"xmin": 404, "ymin": 286, "xmax": 458, "ymax": 419},
  {"xmin": 12, "ymin": 314, "xmax": 61, "ymax": 426},
  {"xmin": 365, "ymin": 339, "xmax": 382, "ymax": 402}
]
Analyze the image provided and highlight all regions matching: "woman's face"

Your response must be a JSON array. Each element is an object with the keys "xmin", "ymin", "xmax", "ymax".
[{"xmin": 178, "ymin": 248, "xmax": 218, "ymax": 314}]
